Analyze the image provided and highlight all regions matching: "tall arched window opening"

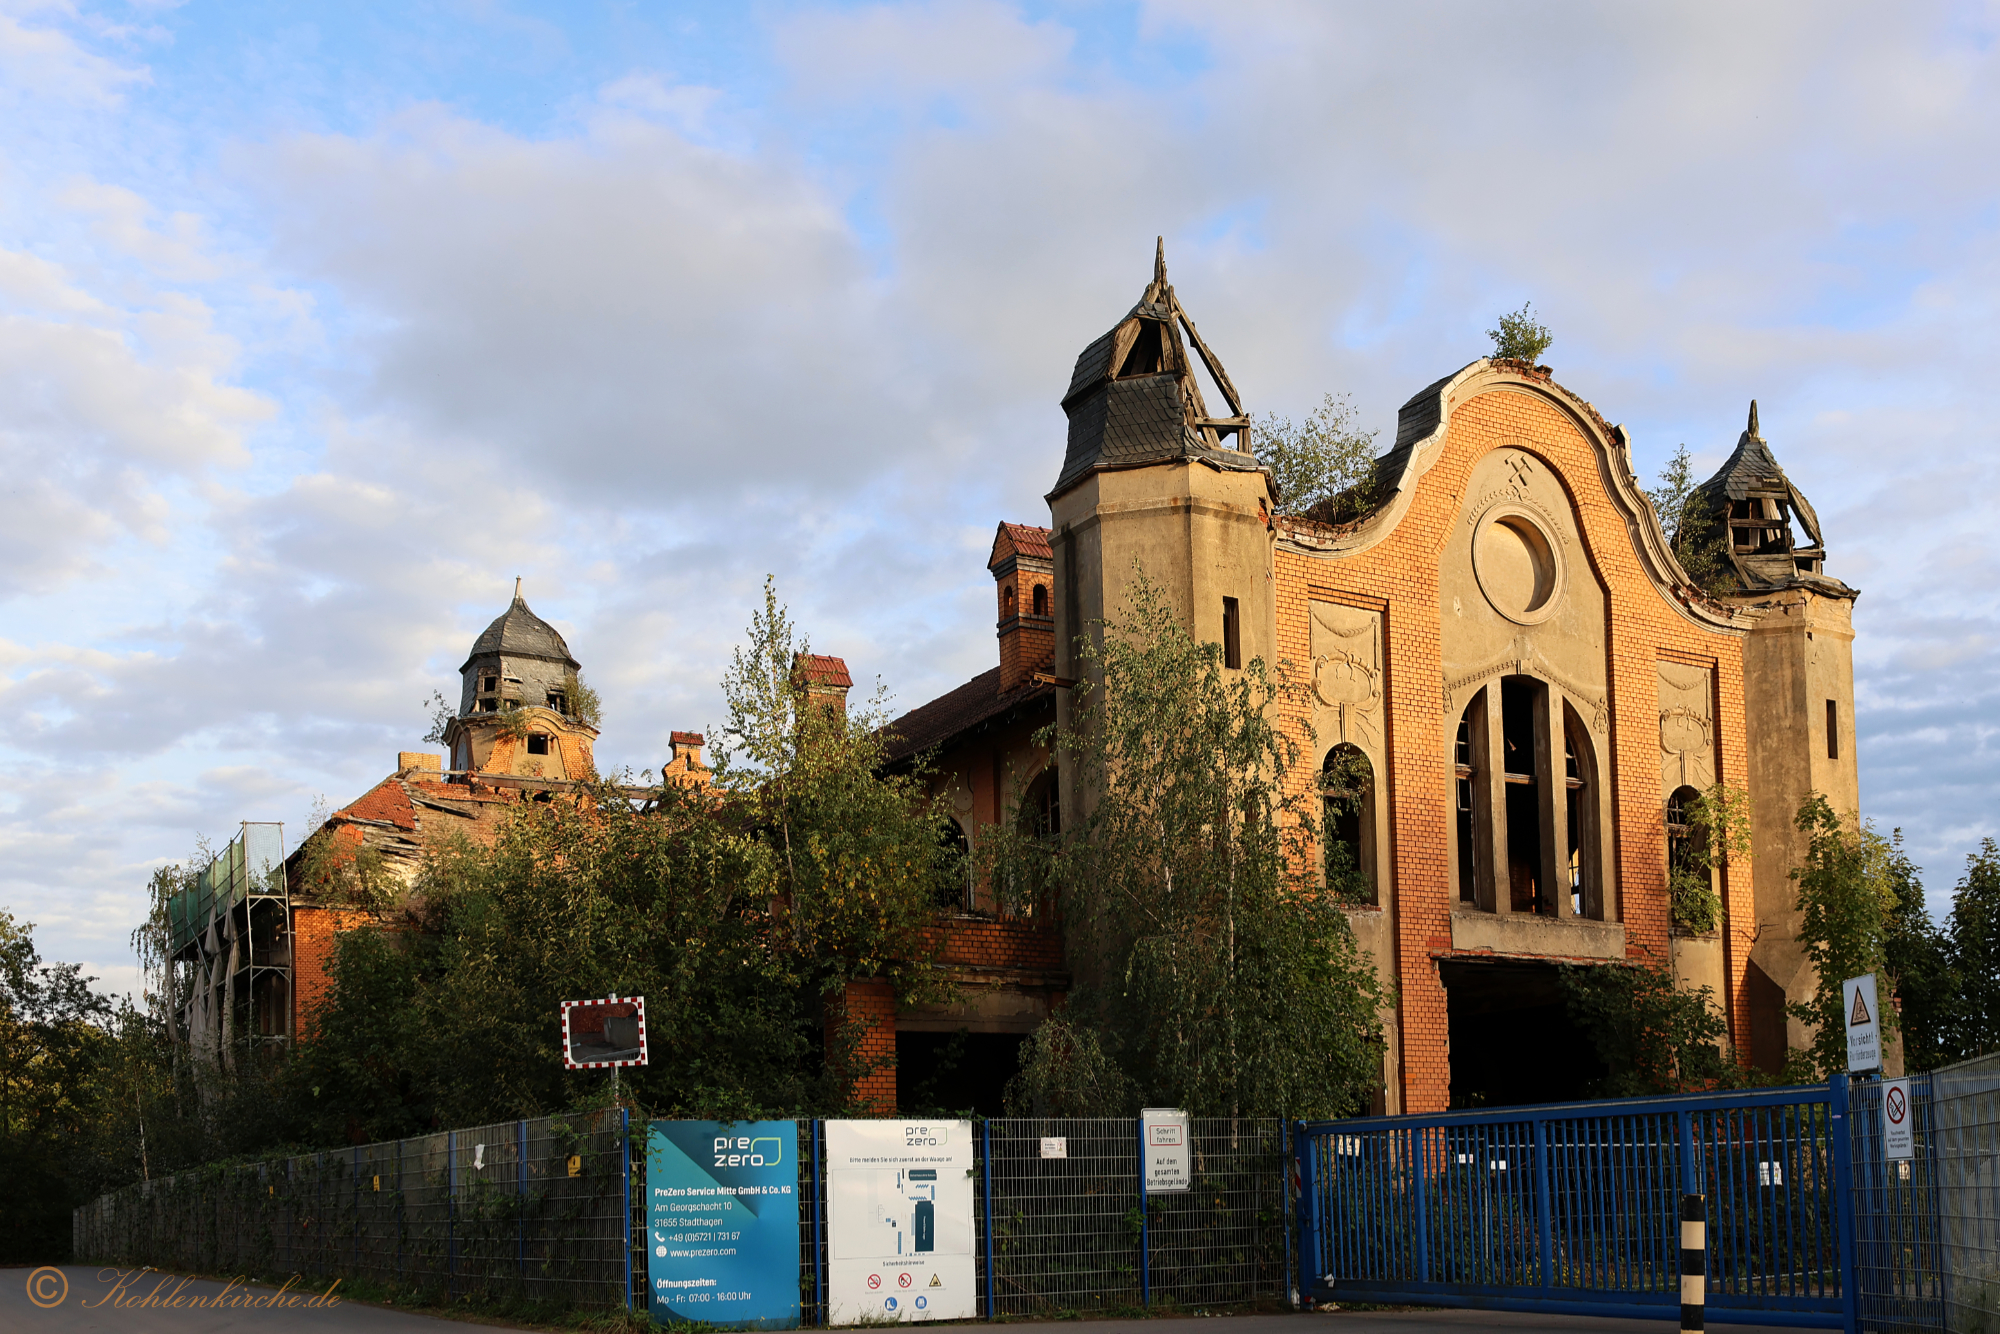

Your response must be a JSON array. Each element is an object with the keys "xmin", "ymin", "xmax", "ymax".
[
  {"xmin": 1031, "ymin": 584, "xmax": 1048, "ymax": 616},
  {"xmin": 1323, "ymin": 744, "xmax": 1376, "ymax": 905},
  {"xmin": 935, "ymin": 818, "xmax": 972, "ymax": 912},
  {"xmin": 1500, "ymin": 677, "xmax": 1542, "ymax": 913},
  {"xmin": 1453, "ymin": 700, "xmax": 1479, "ymax": 905},
  {"xmin": 1564, "ymin": 705, "xmax": 1602, "ymax": 919},
  {"xmin": 1666, "ymin": 785, "xmax": 1708, "ymax": 929}
]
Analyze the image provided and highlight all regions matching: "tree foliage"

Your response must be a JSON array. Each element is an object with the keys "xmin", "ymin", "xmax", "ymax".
[
  {"xmin": 1669, "ymin": 782, "xmax": 1751, "ymax": 935},
  {"xmin": 1487, "ymin": 302, "xmax": 1553, "ymax": 365},
  {"xmin": 1558, "ymin": 958, "xmax": 1751, "ymax": 1097},
  {"xmin": 988, "ymin": 573, "xmax": 1386, "ymax": 1119},
  {"xmin": 1254, "ymin": 392, "xmax": 1380, "ymax": 521},
  {"xmin": 1784, "ymin": 794, "xmax": 1903, "ymax": 1079},
  {"xmin": 1647, "ymin": 444, "xmax": 1737, "ymax": 597}
]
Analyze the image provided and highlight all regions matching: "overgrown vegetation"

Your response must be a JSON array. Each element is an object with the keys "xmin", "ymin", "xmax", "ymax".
[
  {"xmin": 1668, "ymin": 782, "xmax": 1751, "ymax": 934},
  {"xmin": 1487, "ymin": 302, "xmax": 1553, "ymax": 365},
  {"xmin": 1783, "ymin": 794, "xmax": 1905, "ymax": 1080},
  {"xmin": 1558, "ymin": 957, "xmax": 1751, "ymax": 1097},
  {"xmin": 1254, "ymin": 392, "xmax": 1381, "ymax": 521},
  {"xmin": 1647, "ymin": 443, "xmax": 1738, "ymax": 597},
  {"xmin": 988, "ymin": 573, "xmax": 1386, "ymax": 1119}
]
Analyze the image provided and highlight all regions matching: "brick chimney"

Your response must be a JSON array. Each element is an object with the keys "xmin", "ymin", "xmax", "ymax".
[
  {"xmin": 990, "ymin": 522, "xmax": 1055, "ymax": 691},
  {"xmin": 792, "ymin": 653, "xmax": 853, "ymax": 713},
  {"xmin": 662, "ymin": 731, "xmax": 711, "ymax": 787}
]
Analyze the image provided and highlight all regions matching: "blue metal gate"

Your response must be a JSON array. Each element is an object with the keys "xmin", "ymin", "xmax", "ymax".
[{"xmin": 1297, "ymin": 1080, "xmax": 1857, "ymax": 1328}]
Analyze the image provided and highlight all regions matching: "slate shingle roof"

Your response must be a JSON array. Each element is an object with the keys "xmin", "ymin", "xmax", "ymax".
[{"xmin": 462, "ymin": 592, "xmax": 579, "ymax": 670}]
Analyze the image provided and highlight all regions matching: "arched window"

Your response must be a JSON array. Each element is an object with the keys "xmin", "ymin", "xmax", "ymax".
[
  {"xmin": 1667, "ymin": 785, "xmax": 1709, "ymax": 929},
  {"xmin": 1323, "ymin": 744, "xmax": 1376, "ymax": 905},
  {"xmin": 1032, "ymin": 584, "xmax": 1048, "ymax": 617},
  {"xmin": 935, "ymin": 819, "xmax": 972, "ymax": 912},
  {"xmin": 1002, "ymin": 586, "xmax": 1017, "ymax": 618},
  {"xmin": 1453, "ymin": 696, "xmax": 1481, "ymax": 905},
  {"xmin": 1565, "ymin": 705, "xmax": 1602, "ymax": 919},
  {"xmin": 1022, "ymin": 768, "xmax": 1060, "ymax": 841}
]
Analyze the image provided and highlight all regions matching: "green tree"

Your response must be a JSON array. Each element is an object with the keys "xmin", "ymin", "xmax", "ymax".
[
  {"xmin": 1558, "ymin": 958, "xmax": 1749, "ymax": 1096},
  {"xmin": 1784, "ymin": 794, "xmax": 1901, "ymax": 1080},
  {"xmin": 1881, "ymin": 832, "xmax": 1954, "ymax": 1071},
  {"xmin": 1942, "ymin": 840, "xmax": 2000, "ymax": 1061},
  {"xmin": 1669, "ymin": 782, "xmax": 1751, "ymax": 934},
  {"xmin": 1647, "ymin": 444, "xmax": 1736, "ymax": 597},
  {"xmin": 1254, "ymin": 392, "xmax": 1380, "ymax": 521},
  {"xmin": 989, "ymin": 573, "xmax": 1386, "ymax": 1118},
  {"xmin": 0, "ymin": 910, "xmax": 112, "ymax": 1261},
  {"xmin": 715, "ymin": 576, "xmax": 953, "ymax": 1009},
  {"xmin": 1487, "ymin": 302, "xmax": 1553, "ymax": 364}
]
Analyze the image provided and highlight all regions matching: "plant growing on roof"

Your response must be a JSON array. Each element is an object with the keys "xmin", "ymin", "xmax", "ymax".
[
  {"xmin": 1487, "ymin": 302, "xmax": 1553, "ymax": 365},
  {"xmin": 560, "ymin": 669, "xmax": 602, "ymax": 728},
  {"xmin": 1254, "ymin": 392, "xmax": 1381, "ymax": 521},
  {"xmin": 1647, "ymin": 444, "xmax": 1738, "ymax": 598}
]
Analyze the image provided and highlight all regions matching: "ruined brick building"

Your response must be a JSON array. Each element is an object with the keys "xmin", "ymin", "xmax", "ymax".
[
  {"xmin": 866, "ymin": 245, "xmax": 1862, "ymax": 1114},
  {"xmin": 170, "ymin": 246, "xmax": 1863, "ymax": 1115}
]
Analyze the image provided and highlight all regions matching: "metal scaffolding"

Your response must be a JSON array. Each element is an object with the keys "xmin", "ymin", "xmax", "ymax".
[{"xmin": 167, "ymin": 822, "xmax": 291, "ymax": 1065}]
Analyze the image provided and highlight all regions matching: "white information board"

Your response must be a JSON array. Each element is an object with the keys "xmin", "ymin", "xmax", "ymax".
[
  {"xmin": 1882, "ymin": 1078, "xmax": 1914, "ymax": 1161},
  {"xmin": 1843, "ymin": 974, "xmax": 1882, "ymax": 1074},
  {"xmin": 825, "ymin": 1120, "xmax": 975, "ymax": 1325},
  {"xmin": 1141, "ymin": 1107, "xmax": 1190, "ymax": 1193}
]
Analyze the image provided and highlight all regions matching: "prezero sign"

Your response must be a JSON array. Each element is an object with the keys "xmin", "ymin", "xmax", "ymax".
[
  {"xmin": 825, "ymin": 1120, "xmax": 974, "ymax": 1324},
  {"xmin": 645, "ymin": 1120, "xmax": 799, "ymax": 1328}
]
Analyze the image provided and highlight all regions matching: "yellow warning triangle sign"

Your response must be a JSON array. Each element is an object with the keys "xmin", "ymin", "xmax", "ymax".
[
  {"xmin": 1850, "ymin": 988, "xmax": 1872, "ymax": 1026},
  {"xmin": 928, "ymin": 1274, "xmax": 942, "ymax": 1288}
]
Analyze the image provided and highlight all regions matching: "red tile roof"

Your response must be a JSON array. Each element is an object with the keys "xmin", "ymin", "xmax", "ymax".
[
  {"xmin": 670, "ymin": 730, "xmax": 705, "ymax": 746},
  {"xmin": 990, "ymin": 521, "xmax": 1053, "ymax": 566},
  {"xmin": 794, "ymin": 653, "xmax": 853, "ymax": 689}
]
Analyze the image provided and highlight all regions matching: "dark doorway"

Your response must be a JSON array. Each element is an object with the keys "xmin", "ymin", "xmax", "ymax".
[
  {"xmin": 896, "ymin": 1030, "xmax": 1027, "ymax": 1118},
  {"xmin": 1441, "ymin": 959, "xmax": 1606, "ymax": 1108}
]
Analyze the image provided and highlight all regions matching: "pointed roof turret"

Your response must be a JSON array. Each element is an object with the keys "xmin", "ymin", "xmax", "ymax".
[
  {"xmin": 1049, "ymin": 239, "xmax": 1265, "ymax": 499},
  {"xmin": 459, "ymin": 583, "xmax": 580, "ymax": 673},
  {"xmin": 1688, "ymin": 401, "xmax": 1850, "ymax": 594}
]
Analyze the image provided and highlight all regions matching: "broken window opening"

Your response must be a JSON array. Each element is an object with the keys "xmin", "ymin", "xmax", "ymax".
[
  {"xmin": 1826, "ymin": 699, "xmax": 1839, "ymax": 760},
  {"xmin": 526, "ymin": 734, "xmax": 551, "ymax": 756},
  {"xmin": 1564, "ymin": 705, "xmax": 1602, "ymax": 921},
  {"xmin": 1454, "ymin": 703, "xmax": 1478, "ymax": 905},
  {"xmin": 546, "ymin": 691, "xmax": 567, "ymax": 713},
  {"xmin": 1323, "ymin": 744, "xmax": 1376, "ymax": 906},
  {"xmin": 1116, "ymin": 321, "xmax": 1166, "ymax": 377},
  {"xmin": 1031, "ymin": 584, "xmax": 1047, "ymax": 617},
  {"xmin": 1667, "ymin": 784, "xmax": 1708, "ymax": 916},
  {"xmin": 478, "ymin": 675, "xmax": 499, "ymax": 695},
  {"xmin": 478, "ymin": 699, "xmax": 499, "ymax": 713},
  {"xmin": 1222, "ymin": 596, "xmax": 1241, "ymax": 670},
  {"xmin": 1002, "ymin": 586, "xmax": 1016, "ymax": 618}
]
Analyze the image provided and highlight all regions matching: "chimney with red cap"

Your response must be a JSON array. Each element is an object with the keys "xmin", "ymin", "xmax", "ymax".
[{"xmin": 990, "ymin": 522, "xmax": 1055, "ymax": 691}]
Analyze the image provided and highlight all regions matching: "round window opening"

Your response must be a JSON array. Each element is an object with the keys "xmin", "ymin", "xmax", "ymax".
[{"xmin": 1472, "ymin": 508, "xmax": 1563, "ymax": 624}]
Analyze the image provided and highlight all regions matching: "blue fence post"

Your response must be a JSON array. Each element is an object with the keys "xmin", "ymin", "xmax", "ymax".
[
  {"xmin": 621, "ymin": 1108, "xmax": 633, "ymax": 1310},
  {"xmin": 1532, "ymin": 1116, "xmax": 1553, "ymax": 1292},
  {"xmin": 1138, "ymin": 1118, "xmax": 1150, "ymax": 1307},
  {"xmin": 447, "ymin": 1129, "xmax": 458, "ymax": 1301},
  {"xmin": 812, "ymin": 1120, "xmax": 824, "ymax": 1326},
  {"xmin": 517, "ymin": 1120, "xmax": 527, "ymax": 1282},
  {"xmin": 982, "ymin": 1121, "xmax": 996, "ymax": 1319},
  {"xmin": 1678, "ymin": 1107, "xmax": 1699, "ymax": 1198},
  {"xmin": 1831, "ymin": 1074, "xmax": 1859, "ymax": 1334},
  {"xmin": 1295, "ymin": 1122, "xmax": 1320, "ymax": 1296},
  {"xmin": 1411, "ymin": 1125, "xmax": 1429, "ymax": 1286}
]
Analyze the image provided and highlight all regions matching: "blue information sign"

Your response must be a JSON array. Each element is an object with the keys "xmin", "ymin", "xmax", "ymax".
[{"xmin": 645, "ymin": 1120, "xmax": 800, "ymax": 1328}]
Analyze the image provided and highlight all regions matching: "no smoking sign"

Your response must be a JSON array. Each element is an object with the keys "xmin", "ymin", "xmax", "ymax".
[{"xmin": 1881, "ymin": 1078, "xmax": 1914, "ymax": 1161}]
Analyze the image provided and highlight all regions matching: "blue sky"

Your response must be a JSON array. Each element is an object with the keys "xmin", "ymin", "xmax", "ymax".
[{"xmin": 5, "ymin": 0, "xmax": 2000, "ymax": 995}]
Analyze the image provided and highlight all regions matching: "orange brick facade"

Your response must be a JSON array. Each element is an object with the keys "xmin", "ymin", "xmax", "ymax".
[
  {"xmin": 291, "ymin": 905, "xmax": 379, "ymax": 1037},
  {"xmin": 1268, "ymin": 378, "xmax": 1755, "ymax": 1113}
]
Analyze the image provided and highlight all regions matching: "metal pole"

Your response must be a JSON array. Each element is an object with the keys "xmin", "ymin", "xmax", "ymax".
[
  {"xmin": 621, "ymin": 1107, "xmax": 633, "ymax": 1311},
  {"xmin": 447, "ymin": 1130, "xmax": 457, "ymax": 1301},
  {"xmin": 1411, "ymin": 1125, "xmax": 1429, "ymax": 1286},
  {"xmin": 1138, "ymin": 1117, "xmax": 1150, "ymax": 1307},
  {"xmin": 517, "ymin": 1119, "xmax": 527, "ymax": 1282},
  {"xmin": 1533, "ymin": 1117, "xmax": 1554, "ymax": 1292},
  {"xmin": 1680, "ymin": 1192, "xmax": 1706, "ymax": 1334},
  {"xmin": 812, "ymin": 1120, "xmax": 824, "ymax": 1326},
  {"xmin": 982, "ymin": 1120, "xmax": 996, "ymax": 1319}
]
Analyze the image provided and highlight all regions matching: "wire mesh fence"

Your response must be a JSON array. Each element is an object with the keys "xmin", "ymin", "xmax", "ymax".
[
  {"xmin": 1850, "ymin": 1075, "xmax": 1946, "ymax": 1334},
  {"xmin": 983, "ymin": 1117, "xmax": 1285, "ymax": 1315},
  {"xmin": 1933, "ymin": 1052, "xmax": 2000, "ymax": 1334},
  {"xmin": 73, "ymin": 1109, "xmax": 631, "ymax": 1309}
]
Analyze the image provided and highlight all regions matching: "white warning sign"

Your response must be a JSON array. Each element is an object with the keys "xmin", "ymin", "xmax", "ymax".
[
  {"xmin": 1882, "ymin": 1078, "xmax": 1914, "ymax": 1161},
  {"xmin": 1843, "ymin": 974, "xmax": 1882, "ymax": 1074},
  {"xmin": 825, "ymin": 1121, "xmax": 975, "ymax": 1325},
  {"xmin": 1141, "ymin": 1107, "xmax": 1190, "ymax": 1193}
]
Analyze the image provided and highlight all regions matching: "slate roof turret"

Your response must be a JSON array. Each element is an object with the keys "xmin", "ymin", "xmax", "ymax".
[
  {"xmin": 1049, "ymin": 239, "xmax": 1269, "ymax": 500},
  {"xmin": 1689, "ymin": 402, "xmax": 1852, "ymax": 596},
  {"xmin": 459, "ymin": 579, "xmax": 580, "ymax": 673}
]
